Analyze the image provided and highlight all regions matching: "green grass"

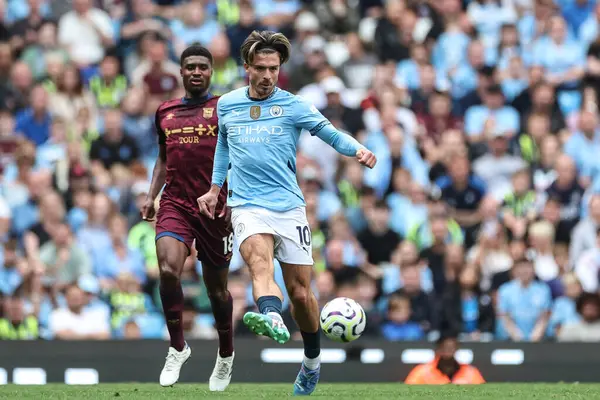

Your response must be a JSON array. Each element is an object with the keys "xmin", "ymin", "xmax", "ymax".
[{"xmin": 1, "ymin": 383, "xmax": 600, "ymax": 399}]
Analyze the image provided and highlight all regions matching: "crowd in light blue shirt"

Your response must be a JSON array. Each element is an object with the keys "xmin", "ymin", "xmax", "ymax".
[{"xmin": 497, "ymin": 280, "xmax": 552, "ymax": 340}]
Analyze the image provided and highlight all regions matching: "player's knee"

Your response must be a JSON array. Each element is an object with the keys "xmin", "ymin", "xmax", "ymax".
[
  {"xmin": 246, "ymin": 252, "xmax": 272, "ymax": 276},
  {"xmin": 288, "ymin": 285, "xmax": 310, "ymax": 308},
  {"xmin": 207, "ymin": 288, "xmax": 230, "ymax": 304},
  {"xmin": 158, "ymin": 260, "xmax": 179, "ymax": 282}
]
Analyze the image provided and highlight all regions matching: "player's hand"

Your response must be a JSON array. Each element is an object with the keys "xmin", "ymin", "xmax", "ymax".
[
  {"xmin": 198, "ymin": 192, "xmax": 219, "ymax": 220},
  {"xmin": 218, "ymin": 205, "xmax": 231, "ymax": 224},
  {"xmin": 356, "ymin": 148, "xmax": 377, "ymax": 169},
  {"xmin": 141, "ymin": 198, "xmax": 157, "ymax": 221}
]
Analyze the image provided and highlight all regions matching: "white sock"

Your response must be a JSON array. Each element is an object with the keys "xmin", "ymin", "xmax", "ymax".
[
  {"xmin": 267, "ymin": 311, "xmax": 283, "ymax": 321},
  {"xmin": 303, "ymin": 354, "xmax": 320, "ymax": 370}
]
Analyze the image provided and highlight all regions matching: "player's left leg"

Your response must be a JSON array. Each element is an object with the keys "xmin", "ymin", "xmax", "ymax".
[
  {"xmin": 280, "ymin": 263, "xmax": 321, "ymax": 396},
  {"xmin": 202, "ymin": 264, "xmax": 234, "ymax": 391},
  {"xmin": 276, "ymin": 208, "xmax": 320, "ymax": 396},
  {"xmin": 195, "ymin": 218, "xmax": 235, "ymax": 391}
]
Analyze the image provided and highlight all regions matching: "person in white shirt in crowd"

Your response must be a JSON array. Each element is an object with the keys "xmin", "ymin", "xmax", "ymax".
[
  {"xmin": 570, "ymin": 194, "xmax": 600, "ymax": 266},
  {"xmin": 575, "ymin": 227, "xmax": 600, "ymax": 293},
  {"xmin": 49, "ymin": 281, "xmax": 110, "ymax": 340},
  {"xmin": 57, "ymin": 0, "xmax": 114, "ymax": 68}
]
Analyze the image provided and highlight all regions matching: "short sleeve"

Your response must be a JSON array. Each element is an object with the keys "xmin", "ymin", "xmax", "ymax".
[
  {"xmin": 292, "ymin": 96, "xmax": 331, "ymax": 136},
  {"xmin": 154, "ymin": 110, "xmax": 166, "ymax": 145}
]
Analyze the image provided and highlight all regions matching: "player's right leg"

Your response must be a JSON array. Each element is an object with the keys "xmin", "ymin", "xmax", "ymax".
[
  {"xmin": 231, "ymin": 207, "xmax": 290, "ymax": 343},
  {"xmin": 155, "ymin": 205, "xmax": 194, "ymax": 387},
  {"xmin": 239, "ymin": 233, "xmax": 291, "ymax": 344}
]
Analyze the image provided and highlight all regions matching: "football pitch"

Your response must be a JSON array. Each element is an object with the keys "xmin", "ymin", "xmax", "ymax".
[{"xmin": 1, "ymin": 383, "xmax": 600, "ymax": 399}]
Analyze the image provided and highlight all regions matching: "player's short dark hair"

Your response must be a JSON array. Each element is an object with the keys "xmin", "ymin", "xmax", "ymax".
[
  {"xmin": 180, "ymin": 44, "xmax": 213, "ymax": 67},
  {"xmin": 241, "ymin": 30, "xmax": 291, "ymax": 66}
]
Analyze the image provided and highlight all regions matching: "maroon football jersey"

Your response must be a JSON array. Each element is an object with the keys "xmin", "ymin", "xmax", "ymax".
[{"xmin": 155, "ymin": 95, "xmax": 227, "ymax": 213}]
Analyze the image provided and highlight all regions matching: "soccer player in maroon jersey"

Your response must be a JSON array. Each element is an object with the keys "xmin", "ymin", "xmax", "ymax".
[{"xmin": 141, "ymin": 45, "xmax": 234, "ymax": 390}]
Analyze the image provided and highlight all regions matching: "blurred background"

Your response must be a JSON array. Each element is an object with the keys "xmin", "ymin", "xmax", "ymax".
[{"xmin": 1, "ymin": 0, "xmax": 600, "ymax": 346}]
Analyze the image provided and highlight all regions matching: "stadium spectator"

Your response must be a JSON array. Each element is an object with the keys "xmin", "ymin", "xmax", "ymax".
[
  {"xmin": 5, "ymin": 61, "xmax": 34, "ymax": 113},
  {"xmin": 89, "ymin": 108, "xmax": 139, "ymax": 170},
  {"xmin": 544, "ymin": 154, "xmax": 584, "ymax": 237},
  {"xmin": 131, "ymin": 35, "xmax": 180, "ymax": 103},
  {"xmin": 528, "ymin": 221, "xmax": 560, "ymax": 282},
  {"xmin": 48, "ymin": 283, "xmax": 110, "ymax": 340},
  {"xmin": 548, "ymin": 273, "xmax": 582, "ymax": 338},
  {"xmin": 106, "ymin": 271, "xmax": 156, "ymax": 331},
  {"xmin": 57, "ymin": 0, "xmax": 114, "ymax": 68},
  {"xmin": 467, "ymin": 221, "xmax": 513, "ymax": 293},
  {"xmin": 380, "ymin": 293, "xmax": 425, "ymax": 341},
  {"xmin": 558, "ymin": 292, "xmax": 600, "ymax": 342},
  {"xmin": 570, "ymin": 195, "xmax": 600, "ymax": 265},
  {"xmin": 39, "ymin": 220, "xmax": 91, "ymax": 290},
  {"xmin": 15, "ymin": 85, "xmax": 52, "ymax": 146},
  {"xmin": 440, "ymin": 265, "xmax": 495, "ymax": 341},
  {"xmin": 3, "ymin": 0, "xmax": 600, "ymax": 348},
  {"xmin": 435, "ymin": 154, "xmax": 486, "ymax": 247},
  {"xmin": 357, "ymin": 200, "xmax": 402, "ymax": 265},
  {"xmin": 93, "ymin": 214, "xmax": 145, "ymax": 288},
  {"xmin": 404, "ymin": 334, "xmax": 485, "ymax": 384},
  {"xmin": 497, "ymin": 258, "xmax": 552, "ymax": 341},
  {"xmin": 472, "ymin": 127, "xmax": 527, "ymax": 200},
  {"xmin": 207, "ymin": 33, "xmax": 242, "ymax": 96},
  {"xmin": 392, "ymin": 264, "xmax": 435, "ymax": 333},
  {"xmin": 89, "ymin": 54, "xmax": 128, "ymax": 109},
  {"xmin": 574, "ymin": 227, "xmax": 600, "ymax": 293},
  {"xmin": 49, "ymin": 63, "xmax": 98, "ymax": 133},
  {"xmin": 0, "ymin": 292, "xmax": 39, "ymax": 339}
]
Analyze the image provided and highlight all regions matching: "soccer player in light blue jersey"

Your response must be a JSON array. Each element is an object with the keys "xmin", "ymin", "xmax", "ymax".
[{"xmin": 198, "ymin": 31, "xmax": 376, "ymax": 396}]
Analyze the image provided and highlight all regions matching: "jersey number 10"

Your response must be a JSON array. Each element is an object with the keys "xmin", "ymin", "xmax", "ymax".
[{"xmin": 296, "ymin": 226, "xmax": 311, "ymax": 246}]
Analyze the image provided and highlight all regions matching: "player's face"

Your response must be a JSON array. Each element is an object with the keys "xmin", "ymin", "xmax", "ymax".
[
  {"xmin": 180, "ymin": 55, "xmax": 212, "ymax": 96},
  {"xmin": 245, "ymin": 52, "xmax": 280, "ymax": 98}
]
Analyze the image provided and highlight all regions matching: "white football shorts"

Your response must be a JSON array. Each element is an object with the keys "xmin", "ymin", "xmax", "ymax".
[{"xmin": 231, "ymin": 206, "xmax": 314, "ymax": 266}]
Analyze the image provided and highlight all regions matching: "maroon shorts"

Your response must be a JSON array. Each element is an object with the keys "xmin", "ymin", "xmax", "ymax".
[{"xmin": 155, "ymin": 201, "xmax": 232, "ymax": 268}]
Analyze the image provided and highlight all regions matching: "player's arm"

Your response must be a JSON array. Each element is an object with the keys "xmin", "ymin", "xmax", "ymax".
[
  {"xmin": 148, "ymin": 143, "xmax": 167, "ymax": 201},
  {"xmin": 199, "ymin": 101, "xmax": 229, "ymax": 219},
  {"xmin": 141, "ymin": 112, "xmax": 168, "ymax": 221},
  {"xmin": 293, "ymin": 98, "xmax": 376, "ymax": 168},
  {"xmin": 209, "ymin": 127, "xmax": 229, "ymax": 193}
]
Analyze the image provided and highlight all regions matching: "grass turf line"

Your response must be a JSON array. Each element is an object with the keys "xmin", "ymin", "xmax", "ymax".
[{"xmin": 0, "ymin": 383, "xmax": 599, "ymax": 399}]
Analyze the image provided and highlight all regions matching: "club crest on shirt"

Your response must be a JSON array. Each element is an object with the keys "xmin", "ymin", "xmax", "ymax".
[
  {"xmin": 236, "ymin": 223, "xmax": 245, "ymax": 236},
  {"xmin": 269, "ymin": 105, "xmax": 283, "ymax": 117},
  {"xmin": 250, "ymin": 106, "xmax": 261, "ymax": 120},
  {"xmin": 203, "ymin": 108, "xmax": 214, "ymax": 119}
]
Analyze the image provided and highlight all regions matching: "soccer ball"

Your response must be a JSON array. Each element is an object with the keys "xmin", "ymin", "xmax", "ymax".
[{"xmin": 319, "ymin": 297, "xmax": 366, "ymax": 343}]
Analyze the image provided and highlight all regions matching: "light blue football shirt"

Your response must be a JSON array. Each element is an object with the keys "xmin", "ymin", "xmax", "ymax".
[{"xmin": 212, "ymin": 87, "xmax": 363, "ymax": 212}]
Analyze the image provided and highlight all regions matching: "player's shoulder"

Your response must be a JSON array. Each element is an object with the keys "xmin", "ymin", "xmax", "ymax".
[
  {"xmin": 217, "ymin": 87, "xmax": 247, "ymax": 108},
  {"xmin": 206, "ymin": 94, "xmax": 220, "ymax": 107},
  {"xmin": 156, "ymin": 98, "xmax": 183, "ymax": 115},
  {"xmin": 276, "ymin": 89, "xmax": 307, "ymax": 105}
]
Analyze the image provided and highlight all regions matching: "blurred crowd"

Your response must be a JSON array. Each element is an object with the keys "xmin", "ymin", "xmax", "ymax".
[{"xmin": 2, "ymin": 0, "xmax": 600, "ymax": 343}]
